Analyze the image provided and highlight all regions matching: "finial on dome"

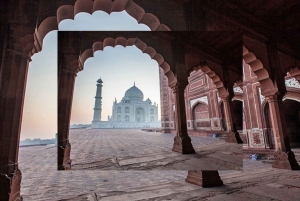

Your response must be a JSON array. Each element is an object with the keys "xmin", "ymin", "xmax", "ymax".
[{"xmin": 134, "ymin": 81, "xmax": 135, "ymax": 86}]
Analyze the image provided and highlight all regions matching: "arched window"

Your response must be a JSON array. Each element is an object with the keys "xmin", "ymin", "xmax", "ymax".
[
  {"xmin": 125, "ymin": 115, "xmax": 129, "ymax": 122},
  {"xmin": 125, "ymin": 107, "xmax": 130, "ymax": 113},
  {"xmin": 117, "ymin": 107, "xmax": 121, "ymax": 113},
  {"xmin": 117, "ymin": 115, "xmax": 121, "ymax": 122},
  {"xmin": 150, "ymin": 116, "xmax": 154, "ymax": 122},
  {"xmin": 150, "ymin": 109, "xmax": 154, "ymax": 114}
]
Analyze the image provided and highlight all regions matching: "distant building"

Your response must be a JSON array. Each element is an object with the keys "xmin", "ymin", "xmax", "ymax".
[
  {"xmin": 20, "ymin": 137, "xmax": 56, "ymax": 147},
  {"xmin": 92, "ymin": 80, "xmax": 160, "ymax": 128}
]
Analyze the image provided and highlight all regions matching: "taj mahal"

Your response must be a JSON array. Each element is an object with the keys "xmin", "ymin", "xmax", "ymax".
[{"xmin": 92, "ymin": 78, "xmax": 160, "ymax": 128}]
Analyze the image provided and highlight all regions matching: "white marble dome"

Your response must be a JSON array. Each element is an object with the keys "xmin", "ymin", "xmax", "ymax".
[{"xmin": 124, "ymin": 83, "xmax": 144, "ymax": 101}]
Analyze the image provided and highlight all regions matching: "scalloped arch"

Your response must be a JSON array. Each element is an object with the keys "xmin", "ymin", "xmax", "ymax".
[
  {"xmin": 34, "ymin": 0, "xmax": 170, "ymax": 54},
  {"xmin": 78, "ymin": 37, "xmax": 176, "ymax": 85},
  {"xmin": 283, "ymin": 91, "xmax": 300, "ymax": 103},
  {"xmin": 191, "ymin": 65, "xmax": 228, "ymax": 98},
  {"xmin": 243, "ymin": 46, "xmax": 275, "ymax": 95}
]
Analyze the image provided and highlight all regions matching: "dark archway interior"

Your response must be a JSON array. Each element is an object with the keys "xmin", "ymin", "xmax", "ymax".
[
  {"xmin": 283, "ymin": 99, "xmax": 300, "ymax": 148},
  {"xmin": 232, "ymin": 100, "xmax": 243, "ymax": 131}
]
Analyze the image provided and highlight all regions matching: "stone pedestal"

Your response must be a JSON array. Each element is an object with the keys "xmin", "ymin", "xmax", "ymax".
[
  {"xmin": 266, "ymin": 95, "xmax": 300, "ymax": 169},
  {"xmin": 172, "ymin": 136, "xmax": 195, "ymax": 154},
  {"xmin": 185, "ymin": 171, "xmax": 223, "ymax": 187},
  {"xmin": 272, "ymin": 150, "xmax": 300, "ymax": 170}
]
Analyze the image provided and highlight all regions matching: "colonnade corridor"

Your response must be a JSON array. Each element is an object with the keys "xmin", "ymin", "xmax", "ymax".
[{"xmin": 2, "ymin": 1, "xmax": 300, "ymax": 200}]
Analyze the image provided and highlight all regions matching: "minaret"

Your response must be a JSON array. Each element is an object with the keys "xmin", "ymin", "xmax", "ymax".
[{"xmin": 92, "ymin": 78, "xmax": 103, "ymax": 123}]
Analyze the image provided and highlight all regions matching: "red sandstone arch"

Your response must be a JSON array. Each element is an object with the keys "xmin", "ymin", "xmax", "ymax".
[
  {"xmin": 192, "ymin": 65, "xmax": 228, "ymax": 98},
  {"xmin": 77, "ymin": 36, "xmax": 177, "ymax": 86},
  {"xmin": 34, "ymin": 0, "xmax": 170, "ymax": 55},
  {"xmin": 283, "ymin": 91, "xmax": 300, "ymax": 103},
  {"xmin": 243, "ymin": 46, "xmax": 276, "ymax": 95}
]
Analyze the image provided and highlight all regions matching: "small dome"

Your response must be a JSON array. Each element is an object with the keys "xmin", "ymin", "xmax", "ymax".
[
  {"xmin": 123, "ymin": 83, "xmax": 144, "ymax": 101},
  {"xmin": 97, "ymin": 78, "xmax": 103, "ymax": 84}
]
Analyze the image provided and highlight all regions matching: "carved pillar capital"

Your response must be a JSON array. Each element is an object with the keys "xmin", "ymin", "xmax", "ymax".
[{"xmin": 170, "ymin": 81, "xmax": 188, "ymax": 92}]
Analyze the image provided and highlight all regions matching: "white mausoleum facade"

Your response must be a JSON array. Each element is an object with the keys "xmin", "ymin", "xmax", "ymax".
[{"xmin": 92, "ymin": 81, "xmax": 160, "ymax": 128}]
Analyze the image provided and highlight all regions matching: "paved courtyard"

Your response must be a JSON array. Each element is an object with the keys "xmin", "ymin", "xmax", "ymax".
[
  {"xmin": 18, "ymin": 129, "xmax": 300, "ymax": 200},
  {"xmin": 68, "ymin": 129, "xmax": 242, "ymax": 170}
]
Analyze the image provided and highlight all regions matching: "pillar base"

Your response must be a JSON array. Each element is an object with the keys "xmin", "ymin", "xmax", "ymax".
[
  {"xmin": 58, "ymin": 142, "xmax": 72, "ymax": 170},
  {"xmin": 272, "ymin": 150, "xmax": 300, "ymax": 170},
  {"xmin": 172, "ymin": 135, "xmax": 195, "ymax": 154},
  {"xmin": 225, "ymin": 131, "xmax": 243, "ymax": 144},
  {"xmin": 0, "ymin": 168, "xmax": 23, "ymax": 201},
  {"xmin": 185, "ymin": 170, "xmax": 223, "ymax": 187}
]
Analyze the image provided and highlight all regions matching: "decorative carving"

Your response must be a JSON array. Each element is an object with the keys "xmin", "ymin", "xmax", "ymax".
[
  {"xmin": 173, "ymin": 135, "xmax": 182, "ymax": 146},
  {"xmin": 172, "ymin": 136, "xmax": 195, "ymax": 154},
  {"xmin": 272, "ymin": 150, "xmax": 300, "ymax": 170},
  {"xmin": 249, "ymin": 129, "xmax": 264, "ymax": 147},
  {"xmin": 213, "ymin": 120, "xmax": 218, "ymax": 127},
  {"xmin": 252, "ymin": 133, "xmax": 261, "ymax": 144},
  {"xmin": 273, "ymin": 150, "xmax": 288, "ymax": 161},
  {"xmin": 9, "ymin": 168, "xmax": 23, "ymax": 201},
  {"xmin": 196, "ymin": 121, "xmax": 210, "ymax": 127},
  {"xmin": 190, "ymin": 96, "xmax": 208, "ymax": 108},
  {"xmin": 63, "ymin": 142, "xmax": 72, "ymax": 170},
  {"xmin": 285, "ymin": 77, "xmax": 300, "ymax": 88},
  {"xmin": 233, "ymin": 86, "xmax": 243, "ymax": 93},
  {"xmin": 211, "ymin": 118, "xmax": 221, "ymax": 130}
]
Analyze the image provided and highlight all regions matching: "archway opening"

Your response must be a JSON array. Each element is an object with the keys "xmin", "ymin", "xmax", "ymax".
[
  {"xmin": 21, "ymin": 10, "xmax": 151, "ymax": 143},
  {"xmin": 232, "ymin": 100, "xmax": 243, "ymax": 131},
  {"xmin": 193, "ymin": 103, "xmax": 210, "ymax": 130},
  {"xmin": 283, "ymin": 99, "xmax": 300, "ymax": 148}
]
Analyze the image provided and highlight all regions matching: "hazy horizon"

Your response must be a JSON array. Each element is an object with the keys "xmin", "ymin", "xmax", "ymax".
[{"xmin": 20, "ymin": 11, "xmax": 162, "ymax": 140}]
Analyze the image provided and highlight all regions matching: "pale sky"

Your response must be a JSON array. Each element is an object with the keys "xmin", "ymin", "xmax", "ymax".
[{"xmin": 21, "ymin": 11, "xmax": 162, "ymax": 140}]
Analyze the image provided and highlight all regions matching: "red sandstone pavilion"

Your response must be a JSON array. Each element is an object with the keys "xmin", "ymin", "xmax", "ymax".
[{"xmin": 1, "ymin": 0, "xmax": 300, "ymax": 200}]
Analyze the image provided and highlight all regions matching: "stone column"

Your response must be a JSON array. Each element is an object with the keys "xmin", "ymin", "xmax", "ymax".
[
  {"xmin": 171, "ymin": 82, "xmax": 195, "ymax": 154},
  {"xmin": 265, "ymin": 94, "xmax": 300, "ymax": 170},
  {"xmin": 221, "ymin": 97, "xmax": 243, "ymax": 143},
  {"xmin": 185, "ymin": 171, "xmax": 223, "ymax": 187},
  {"xmin": 264, "ymin": 39, "xmax": 299, "ymax": 170},
  {"xmin": 159, "ymin": 68, "xmax": 171, "ymax": 133},
  {"xmin": 0, "ymin": 46, "xmax": 30, "ymax": 200},
  {"xmin": 58, "ymin": 68, "xmax": 77, "ymax": 170},
  {"xmin": 92, "ymin": 78, "xmax": 103, "ymax": 123}
]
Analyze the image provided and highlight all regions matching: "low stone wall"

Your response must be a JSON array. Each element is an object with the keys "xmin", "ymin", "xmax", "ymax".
[{"xmin": 92, "ymin": 121, "xmax": 161, "ymax": 128}]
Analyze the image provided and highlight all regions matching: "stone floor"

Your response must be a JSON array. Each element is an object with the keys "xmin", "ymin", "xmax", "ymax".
[
  {"xmin": 18, "ymin": 129, "xmax": 300, "ymax": 201},
  {"xmin": 67, "ymin": 129, "xmax": 242, "ymax": 170}
]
